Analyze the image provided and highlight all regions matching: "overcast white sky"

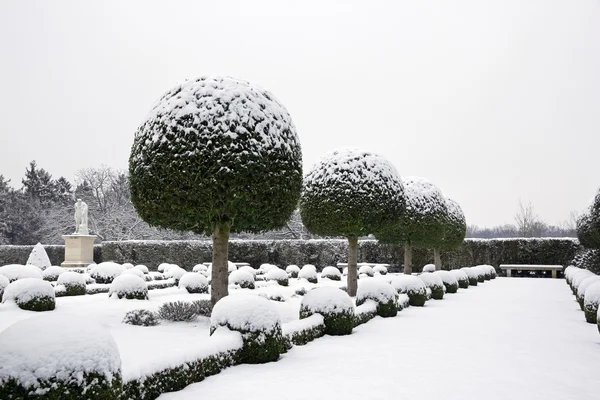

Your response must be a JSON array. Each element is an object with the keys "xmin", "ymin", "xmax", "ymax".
[{"xmin": 0, "ymin": 0, "xmax": 599, "ymax": 227}]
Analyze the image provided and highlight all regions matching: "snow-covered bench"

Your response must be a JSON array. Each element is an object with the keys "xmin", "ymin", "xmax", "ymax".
[{"xmin": 499, "ymin": 264, "xmax": 563, "ymax": 279}]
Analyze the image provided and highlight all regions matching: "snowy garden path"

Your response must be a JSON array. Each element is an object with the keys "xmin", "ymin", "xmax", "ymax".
[{"xmin": 161, "ymin": 278, "xmax": 600, "ymax": 400}]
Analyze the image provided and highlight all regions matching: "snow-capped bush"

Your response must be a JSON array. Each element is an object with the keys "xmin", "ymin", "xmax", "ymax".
[
  {"xmin": 149, "ymin": 271, "xmax": 165, "ymax": 281},
  {"xmin": 1, "ymin": 278, "xmax": 55, "ymax": 311},
  {"xmin": 373, "ymin": 265, "xmax": 388, "ymax": 275},
  {"xmin": 476, "ymin": 265, "xmax": 494, "ymax": 280},
  {"xmin": 564, "ymin": 266, "xmax": 579, "ymax": 285},
  {"xmin": 449, "ymin": 269, "xmax": 470, "ymax": 289},
  {"xmin": 179, "ymin": 272, "xmax": 209, "ymax": 294},
  {"xmin": 265, "ymin": 267, "xmax": 289, "ymax": 286},
  {"xmin": 295, "ymin": 287, "xmax": 308, "ymax": 296},
  {"xmin": 433, "ymin": 270, "xmax": 459, "ymax": 294},
  {"xmin": 89, "ymin": 262, "xmax": 125, "ymax": 284},
  {"xmin": 0, "ymin": 264, "xmax": 43, "ymax": 282},
  {"xmin": 461, "ymin": 267, "xmax": 479, "ymax": 286},
  {"xmin": 192, "ymin": 264, "xmax": 208, "ymax": 273},
  {"xmin": 108, "ymin": 274, "xmax": 148, "ymax": 300},
  {"xmin": 0, "ymin": 314, "xmax": 122, "ymax": 399},
  {"xmin": 286, "ymin": 264, "xmax": 300, "ymax": 278},
  {"xmin": 229, "ymin": 269, "xmax": 255, "ymax": 289},
  {"xmin": 390, "ymin": 275, "xmax": 428, "ymax": 306},
  {"xmin": 122, "ymin": 268, "xmax": 145, "ymax": 279},
  {"xmin": 42, "ymin": 265, "xmax": 65, "ymax": 281},
  {"xmin": 134, "ymin": 264, "xmax": 149, "ymax": 274},
  {"xmin": 158, "ymin": 301, "xmax": 199, "ymax": 322},
  {"xmin": 57, "ymin": 271, "xmax": 87, "ymax": 296},
  {"xmin": 299, "ymin": 266, "xmax": 318, "ymax": 284},
  {"xmin": 358, "ymin": 265, "xmax": 375, "ymax": 277},
  {"xmin": 397, "ymin": 293, "xmax": 410, "ymax": 310},
  {"xmin": 356, "ymin": 279, "xmax": 397, "ymax": 317},
  {"xmin": 165, "ymin": 265, "xmax": 187, "ymax": 283},
  {"xmin": 211, "ymin": 294, "xmax": 286, "ymax": 363},
  {"xmin": 0, "ymin": 275, "xmax": 9, "ymax": 300},
  {"xmin": 192, "ymin": 299, "xmax": 212, "ymax": 317},
  {"xmin": 486, "ymin": 265, "xmax": 497, "ymax": 279},
  {"xmin": 422, "ymin": 264, "xmax": 436, "ymax": 273},
  {"xmin": 571, "ymin": 270, "xmax": 594, "ymax": 294},
  {"xmin": 583, "ymin": 281, "xmax": 600, "ymax": 324},
  {"xmin": 259, "ymin": 263, "xmax": 277, "ymax": 273},
  {"xmin": 419, "ymin": 273, "xmax": 445, "ymax": 300},
  {"xmin": 123, "ymin": 263, "xmax": 135, "ymax": 269},
  {"xmin": 302, "ymin": 264, "xmax": 317, "ymax": 272},
  {"xmin": 25, "ymin": 242, "xmax": 52, "ymax": 270},
  {"xmin": 577, "ymin": 275, "xmax": 600, "ymax": 310},
  {"xmin": 300, "ymin": 286, "xmax": 355, "ymax": 335},
  {"xmin": 470, "ymin": 266, "xmax": 487, "ymax": 282},
  {"xmin": 238, "ymin": 266, "xmax": 257, "ymax": 276},
  {"xmin": 321, "ymin": 266, "xmax": 342, "ymax": 281},
  {"xmin": 123, "ymin": 309, "xmax": 160, "ymax": 326}
]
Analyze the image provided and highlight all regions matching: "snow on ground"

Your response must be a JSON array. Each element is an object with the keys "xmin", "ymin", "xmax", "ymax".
[{"xmin": 159, "ymin": 278, "xmax": 600, "ymax": 400}]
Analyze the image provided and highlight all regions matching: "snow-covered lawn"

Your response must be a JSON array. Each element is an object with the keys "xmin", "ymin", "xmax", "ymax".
[{"xmin": 158, "ymin": 278, "xmax": 600, "ymax": 400}]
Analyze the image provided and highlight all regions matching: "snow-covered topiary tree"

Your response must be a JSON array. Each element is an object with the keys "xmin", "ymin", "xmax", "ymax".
[
  {"xmin": 26, "ymin": 242, "xmax": 52, "ymax": 270},
  {"xmin": 376, "ymin": 177, "xmax": 447, "ymax": 274},
  {"xmin": 577, "ymin": 191, "xmax": 600, "ymax": 250},
  {"xmin": 433, "ymin": 198, "xmax": 466, "ymax": 270},
  {"xmin": 129, "ymin": 76, "xmax": 302, "ymax": 306},
  {"xmin": 300, "ymin": 149, "xmax": 404, "ymax": 296}
]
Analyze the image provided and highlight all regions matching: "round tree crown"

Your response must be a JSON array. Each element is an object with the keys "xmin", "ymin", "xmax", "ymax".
[
  {"xmin": 129, "ymin": 76, "xmax": 302, "ymax": 234},
  {"xmin": 438, "ymin": 197, "xmax": 466, "ymax": 250}
]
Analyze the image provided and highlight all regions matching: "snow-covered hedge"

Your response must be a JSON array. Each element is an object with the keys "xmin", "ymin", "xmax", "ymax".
[
  {"xmin": 390, "ymin": 275, "xmax": 428, "ymax": 306},
  {"xmin": 90, "ymin": 262, "xmax": 125, "ymax": 284},
  {"xmin": 0, "ymin": 275, "xmax": 8, "ymax": 300},
  {"xmin": 286, "ymin": 264, "xmax": 300, "ymax": 278},
  {"xmin": 419, "ymin": 273, "xmax": 445, "ymax": 300},
  {"xmin": 1, "ymin": 278, "xmax": 55, "ymax": 311},
  {"xmin": 0, "ymin": 314, "xmax": 122, "ymax": 399},
  {"xmin": 298, "ymin": 266, "xmax": 318, "ymax": 284},
  {"xmin": 461, "ymin": 267, "xmax": 479, "ymax": 286},
  {"xmin": 109, "ymin": 275, "xmax": 148, "ymax": 300},
  {"xmin": 300, "ymin": 287, "xmax": 355, "ymax": 335},
  {"xmin": 571, "ymin": 270, "xmax": 594, "ymax": 294},
  {"xmin": 0, "ymin": 264, "xmax": 43, "ymax": 282},
  {"xmin": 229, "ymin": 269, "xmax": 255, "ymax": 289},
  {"xmin": 321, "ymin": 266, "xmax": 342, "ymax": 281},
  {"xmin": 283, "ymin": 314, "xmax": 326, "ymax": 346},
  {"xmin": 123, "ymin": 268, "xmax": 145, "ymax": 279},
  {"xmin": 211, "ymin": 294, "xmax": 286, "ymax": 364},
  {"xmin": 57, "ymin": 271, "xmax": 87, "ymax": 296},
  {"xmin": 179, "ymin": 272, "xmax": 209, "ymax": 294},
  {"xmin": 358, "ymin": 265, "xmax": 375, "ymax": 277},
  {"xmin": 433, "ymin": 270, "xmax": 459, "ymax": 294},
  {"xmin": 356, "ymin": 279, "xmax": 397, "ymax": 317},
  {"xmin": 193, "ymin": 264, "xmax": 208, "ymax": 273},
  {"xmin": 265, "ymin": 267, "xmax": 289, "ymax": 286},
  {"xmin": 165, "ymin": 265, "xmax": 187, "ymax": 283},
  {"xmin": 422, "ymin": 264, "xmax": 436, "ymax": 273},
  {"xmin": 353, "ymin": 300, "xmax": 377, "ymax": 327},
  {"xmin": 449, "ymin": 269, "xmax": 470, "ymax": 289},
  {"xmin": 576, "ymin": 275, "xmax": 600, "ymax": 310},
  {"xmin": 134, "ymin": 264, "xmax": 150, "ymax": 274},
  {"xmin": 583, "ymin": 281, "xmax": 600, "ymax": 324},
  {"xmin": 42, "ymin": 265, "xmax": 65, "ymax": 281},
  {"xmin": 373, "ymin": 265, "xmax": 388, "ymax": 275}
]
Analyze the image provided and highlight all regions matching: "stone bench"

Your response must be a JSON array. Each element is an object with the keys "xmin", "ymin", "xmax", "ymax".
[{"xmin": 499, "ymin": 264, "xmax": 563, "ymax": 278}]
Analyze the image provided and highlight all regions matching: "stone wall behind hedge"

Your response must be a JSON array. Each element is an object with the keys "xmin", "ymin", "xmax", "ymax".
[{"xmin": 0, "ymin": 238, "xmax": 580, "ymax": 272}]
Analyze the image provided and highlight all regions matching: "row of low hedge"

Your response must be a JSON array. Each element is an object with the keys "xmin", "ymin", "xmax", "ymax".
[{"xmin": 0, "ymin": 238, "xmax": 581, "ymax": 272}]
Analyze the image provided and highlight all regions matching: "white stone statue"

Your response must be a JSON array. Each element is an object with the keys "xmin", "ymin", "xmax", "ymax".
[{"xmin": 74, "ymin": 199, "xmax": 89, "ymax": 235}]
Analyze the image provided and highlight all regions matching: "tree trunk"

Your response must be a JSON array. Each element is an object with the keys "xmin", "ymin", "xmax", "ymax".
[
  {"xmin": 404, "ymin": 243, "xmax": 412, "ymax": 275},
  {"xmin": 347, "ymin": 235, "xmax": 359, "ymax": 297},
  {"xmin": 210, "ymin": 223, "xmax": 230, "ymax": 307},
  {"xmin": 434, "ymin": 248, "xmax": 442, "ymax": 270}
]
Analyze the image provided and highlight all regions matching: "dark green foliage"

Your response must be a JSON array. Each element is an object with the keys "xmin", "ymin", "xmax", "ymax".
[
  {"xmin": 438, "ymin": 198, "xmax": 467, "ymax": 251},
  {"xmin": 430, "ymin": 285, "xmax": 445, "ymax": 300},
  {"xmin": 300, "ymin": 307, "xmax": 354, "ymax": 336},
  {"xmin": 111, "ymin": 288, "xmax": 148, "ymax": 300},
  {"xmin": 87, "ymin": 286, "xmax": 110, "ymax": 295},
  {"xmin": 468, "ymin": 277, "xmax": 478, "ymax": 286},
  {"xmin": 18, "ymin": 294, "xmax": 55, "ymax": 312},
  {"xmin": 457, "ymin": 277, "xmax": 469, "ymax": 289},
  {"xmin": 210, "ymin": 324, "xmax": 286, "ymax": 364},
  {"xmin": 191, "ymin": 299, "xmax": 212, "ymax": 317},
  {"xmin": 578, "ymin": 206, "xmax": 600, "ymax": 249},
  {"xmin": 182, "ymin": 285, "xmax": 208, "ymax": 294},
  {"xmin": 299, "ymin": 149, "xmax": 404, "ymax": 239},
  {"xmin": 584, "ymin": 306, "xmax": 597, "ymax": 324},
  {"xmin": 275, "ymin": 278, "xmax": 289, "ymax": 287},
  {"xmin": 285, "ymin": 322, "xmax": 326, "ymax": 346},
  {"xmin": 63, "ymin": 283, "xmax": 86, "ymax": 297},
  {"xmin": 158, "ymin": 301, "xmax": 199, "ymax": 321},
  {"xmin": 294, "ymin": 287, "xmax": 307, "ymax": 296},
  {"xmin": 407, "ymin": 292, "xmax": 427, "ymax": 307},
  {"xmin": 129, "ymin": 76, "xmax": 302, "ymax": 236},
  {"xmin": 571, "ymin": 248, "xmax": 600, "ymax": 275},
  {"xmin": 123, "ymin": 309, "xmax": 160, "ymax": 326},
  {"xmin": 357, "ymin": 297, "xmax": 397, "ymax": 318},
  {"xmin": 0, "ymin": 372, "xmax": 122, "ymax": 400},
  {"xmin": 353, "ymin": 307, "xmax": 377, "ymax": 327},
  {"xmin": 147, "ymin": 280, "xmax": 177, "ymax": 290},
  {"xmin": 477, "ymin": 275, "xmax": 485, "ymax": 283},
  {"xmin": 444, "ymin": 282, "xmax": 459, "ymax": 294}
]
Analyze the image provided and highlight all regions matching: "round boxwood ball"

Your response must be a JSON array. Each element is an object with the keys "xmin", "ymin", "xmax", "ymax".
[
  {"xmin": 390, "ymin": 275, "xmax": 428, "ymax": 307},
  {"xmin": 433, "ymin": 270, "xmax": 459, "ymax": 294},
  {"xmin": 57, "ymin": 271, "xmax": 87, "ymax": 297},
  {"xmin": 356, "ymin": 279, "xmax": 397, "ymax": 317},
  {"xmin": 1, "ymin": 278, "xmax": 55, "ymax": 311},
  {"xmin": 300, "ymin": 287, "xmax": 354, "ymax": 335},
  {"xmin": 449, "ymin": 269, "xmax": 469, "ymax": 289},
  {"xmin": 418, "ymin": 273, "xmax": 445, "ymax": 300}
]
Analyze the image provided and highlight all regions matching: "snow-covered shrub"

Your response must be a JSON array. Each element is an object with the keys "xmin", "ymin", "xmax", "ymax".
[
  {"xmin": 123, "ymin": 263, "xmax": 135, "ymax": 269},
  {"xmin": 487, "ymin": 265, "xmax": 497, "ymax": 279},
  {"xmin": 577, "ymin": 275, "xmax": 600, "ymax": 310},
  {"xmin": 358, "ymin": 265, "xmax": 375, "ymax": 277},
  {"xmin": 449, "ymin": 269, "xmax": 470, "ymax": 289},
  {"xmin": 123, "ymin": 309, "xmax": 160, "ymax": 326},
  {"xmin": 461, "ymin": 267, "xmax": 479, "ymax": 286},
  {"xmin": 238, "ymin": 265, "xmax": 256, "ymax": 276},
  {"xmin": 571, "ymin": 270, "xmax": 594, "ymax": 294},
  {"xmin": 0, "ymin": 275, "xmax": 9, "ymax": 300},
  {"xmin": 422, "ymin": 264, "xmax": 436, "ymax": 273},
  {"xmin": 433, "ymin": 270, "xmax": 459, "ymax": 294},
  {"xmin": 0, "ymin": 264, "xmax": 43, "ymax": 282},
  {"xmin": 265, "ymin": 266, "xmax": 289, "ymax": 286},
  {"xmin": 354, "ymin": 300, "xmax": 377, "ymax": 327},
  {"xmin": 57, "ymin": 271, "xmax": 87, "ymax": 296},
  {"xmin": 397, "ymin": 293, "xmax": 410, "ymax": 311},
  {"xmin": 191, "ymin": 299, "xmax": 212, "ymax": 317},
  {"xmin": 89, "ymin": 262, "xmax": 125, "ymax": 284},
  {"xmin": 583, "ymin": 281, "xmax": 600, "ymax": 324},
  {"xmin": 321, "ymin": 266, "xmax": 342, "ymax": 281},
  {"xmin": 283, "ymin": 314, "xmax": 326, "ymax": 346},
  {"xmin": 25, "ymin": 242, "xmax": 52, "ymax": 270},
  {"xmin": 211, "ymin": 294, "xmax": 286, "ymax": 363},
  {"xmin": 390, "ymin": 275, "xmax": 428, "ymax": 306},
  {"xmin": 42, "ymin": 265, "xmax": 65, "ymax": 281},
  {"xmin": 300, "ymin": 286, "xmax": 355, "ymax": 336},
  {"xmin": 286, "ymin": 264, "xmax": 300, "ymax": 278},
  {"xmin": 295, "ymin": 287, "xmax": 308, "ymax": 296},
  {"xmin": 259, "ymin": 263, "xmax": 277, "ymax": 274},
  {"xmin": 419, "ymin": 273, "xmax": 445, "ymax": 300},
  {"xmin": 299, "ymin": 266, "xmax": 318, "ymax": 284},
  {"xmin": 477, "ymin": 265, "xmax": 493, "ymax": 280},
  {"xmin": 229, "ymin": 269, "xmax": 255, "ymax": 289},
  {"xmin": 158, "ymin": 301, "xmax": 200, "ymax": 322},
  {"xmin": 2, "ymin": 278, "xmax": 55, "ymax": 311},
  {"xmin": 179, "ymin": 272, "xmax": 209, "ymax": 294},
  {"xmin": 123, "ymin": 268, "xmax": 146, "ymax": 279},
  {"xmin": 356, "ymin": 279, "xmax": 397, "ymax": 317},
  {"xmin": 165, "ymin": 265, "xmax": 187, "ymax": 283},
  {"xmin": 158, "ymin": 263, "xmax": 175, "ymax": 273},
  {"xmin": 564, "ymin": 266, "xmax": 579, "ymax": 285},
  {"xmin": 373, "ymin": 265, "xmax": 388, "ymax": 275},
  {"xmin": 302, "ymin": 264, "xmax": 317, "ymax": 273},
  {"xmin": 109, "ymin": 275, "xmax": 148, "ymax": 300},
  {"xmin": 192, "ymin": 264, "xmax": 208, "ymax": 273},
  {"xmin": 150, "ymin": 271, "xmax": 166, "ymax": 281},
  {"xmin": 134, "ymin": 264, "xmax": 150, "ymax": 274},
  {"xmin": 471, "ymin": 266, "xmax": 486, "ymax": 282},
  {"xmin": 0, "ymin": 314, "xmax": 122, "ymax": 399}
]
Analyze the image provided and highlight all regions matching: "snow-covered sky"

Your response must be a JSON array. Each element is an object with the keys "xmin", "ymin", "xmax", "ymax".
[{"xmin": 0, "ymin": 0, "xmax": 599, "ymax": 227}]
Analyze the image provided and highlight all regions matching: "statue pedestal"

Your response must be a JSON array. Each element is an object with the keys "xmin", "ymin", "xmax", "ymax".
[{"xmin": 62, "ymin": 235, "xmax": 97, "ymax": 268}]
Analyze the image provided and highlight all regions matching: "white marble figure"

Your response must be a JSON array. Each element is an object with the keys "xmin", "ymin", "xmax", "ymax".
[{"xmin": 74, "ymin": 199, "xmax": 89, "ymax": 235}]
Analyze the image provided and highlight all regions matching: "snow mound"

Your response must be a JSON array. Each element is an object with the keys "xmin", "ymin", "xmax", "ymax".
[
  {"xmin": 229, "ymin": 269, "xmax": 255, "ymax": 287},
  {"xmin": 301, "ymin": 286, "xmax": 354, "ymax": 315},
  {"xmin": 179, "ymin": 272, "xmax": 208, "ymax": 293},
  {"xmin": 238, "ymin": 266, "xmax": 257, "ymax": 277},
  {"xmin": 193, "ymin": 264, "xmax": 208, "ymax": 273},
  {"xmin": 449, "ymin": 269, "xmax": 468, "ymax": 281},
  {"xmin": 358, "ymin": 265, "xmax": 375, "ymax": 277},
  {"xmin": 357, "ymin": 279, "xmax": 396, "ymax": 304},
  {"xmin": 321, "ymin": 266, "xmax": 342, "ymax": 280},
  {"xmin": 583, "ymin": 281, "xmax": 600, "ymax": 317},
  {"xmin": 286, "ymin": 265, "xmax": 300, "ymax": 275},
  {"xmin": 56, "ymin": 271, "xmax": 87, "ymax": 287},
  {"xmin": 108, "ymin": 274, "xmax": 148, "ymax": 300},
  {"xmin": 422, "ymin": 264, "xmax": 436, "ymax": 273},
  {"xmin": 373, "ymin": 265, "xmax": 388, "ymax": 275},
  {"xmin": 434, "ymin": 270, "xmax": 459, "ymax": 286},
  {"xmin": 0, "ymin": 314, "xmax": 121, "ymax": 389},
  {"xmin": 572, "ymin": 270, "xmax": 595, "ymax": 290},
  {"xmin": 461, "ymin": 267, "xmax": 479, "ymax": 279},
  {"xmin": 259, "ymin": 263, "xmax": 277, "ymax": 273},
  {"xmin": 418, "ymin": 273, "xmax": 444, "ymax": 288},
  {"xmin": 165, "ymin": 265, "xmax": 187, "ymax": 281},
  {"xmin": 2, "ymin": 278, "xmax": 54, "ymax": 305},
  {"xmin": 577, "ymin": 275, "xmax": 600, "ymax": 302},
  {"xmin": 0, "ymin": 264, "xmax": 43, "ymax": 282},
  {"xmin": 89, "ymin": 262, "xmax": 125, "ymax": 284},
  {"xmin": 134, "ymin": 265, "xmax": 149, "ymax": 274},
  {"xmin": 0, "ymin": 275, "xmax": 8, "ymax": 296},
  {"xmin": 42, "ymin": 266, "xmax": 66, "ymax": 281},
  {"xmin": 302, "ymin": 264, "xmax": 317, "ymax": 272},
  {"xmin": 157, "ymin": 263, "xmax": 175, "ymax": 273},
  {"xmin": 211, "ymin": 294, "xmax": 281, "ymax": 333},
  {"xmin": 25, "ymin": 243, "xmax": 52, "ymax": 270},
  {"xmin": 299, "ymin": 267, "xmax": 318, "ymax": 282},
  {"xmin": 123, "ymin": 263, "xmax": 135, "ymax": 269},
  {"xmin": 390, "ymin": 275, "xmax": 427, "ymax": 295},
  {"xmin": 265, "ymin": 267, "xmax": 288, "ymax": 281},
  {"xmin": 122, "ymin": 268, "xmax": 145, "ymax": 279}
]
